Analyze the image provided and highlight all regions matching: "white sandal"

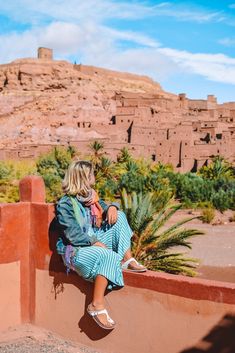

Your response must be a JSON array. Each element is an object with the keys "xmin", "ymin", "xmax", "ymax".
[
  {"xmin": 87, "ymin": 305, "xmax": 116, "ymax": 330},
  {"xmin": 121, "ymin": 257, "xmax": 147, "ymax": 272}
]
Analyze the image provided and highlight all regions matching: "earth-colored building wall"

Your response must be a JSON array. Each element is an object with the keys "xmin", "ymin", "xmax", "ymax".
[
  {"xmin": 0, "ymin": 57, "xmax": 235, "ymax": 171},
  {"xmin": 112, "ymin": 92, "xmax": 235, "ymax": 170},
  {"xmin": 74, "ymin": 64, "xmax": 159, "ymax": 86}
]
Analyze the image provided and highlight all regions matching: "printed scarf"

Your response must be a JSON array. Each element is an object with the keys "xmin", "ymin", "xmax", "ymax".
[{"xmin": 77, "ymin": 189, "xmax": 103, "ymax": 227}]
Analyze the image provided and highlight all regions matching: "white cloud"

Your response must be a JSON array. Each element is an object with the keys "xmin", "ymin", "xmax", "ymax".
[
  {"xmin": 0, "ymin": 20, "xmax": 159, "ymax": 63},
  {"xmin": 0, "ymin": 0, "xmax": 156, "ymax": 24},
  {"xmin": 152, "ymin": 4, "xmax": 223, "ymax": 23},
  {"xmin": 0, "ymin": 0, "xmax": 235, "ymax": 90},
  {"xmin": 106, "ymin": 28, "xmax": 160, "ymax": 48},
  {"xmin": 0, "ymin": 0, "xmax": 229, "ymax": 25},
  {"xmin": 218, "ymin": 37, "xmax": 235, "ymax": 46},
  {"xmin": 158, "ymin": 48, "xmax": 235, "ymax": 85},
  {"xmin": 1, "ymin": 19, "xmax": 235, "ymax": 87}
]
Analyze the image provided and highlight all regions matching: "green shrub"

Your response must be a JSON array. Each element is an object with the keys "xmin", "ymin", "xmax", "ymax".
[
  {"xmin": 200, "ymin": 208, "xmax": 215, "ymax": 223},
  {"xmin": 211, "ymin": 189, "xmax": 231, "ymax": 212},
  {"xmin": 0, "ymin": 180, "xmax": 19, "ymax": 203},
  {"xmin": 198, "ymin": 156, "xmax": 234, "ymax": 180},
  {"xmin": 171, "ymin": 173, "xmax": 214, "ymax": 204},
  {"xmin": 0, "ymin": 162, "xmax": 14, "ymax": 180}
]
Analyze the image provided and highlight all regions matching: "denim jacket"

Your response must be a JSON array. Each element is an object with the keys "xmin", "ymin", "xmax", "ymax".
[{"xmin": 56, "ymin": 195, "xmax": 119, "ymax": 253}]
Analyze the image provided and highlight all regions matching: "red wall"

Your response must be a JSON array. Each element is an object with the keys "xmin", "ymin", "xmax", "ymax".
[{"xmin": 0, "ymin": 176, "xmax": 235, "ymax": 353}]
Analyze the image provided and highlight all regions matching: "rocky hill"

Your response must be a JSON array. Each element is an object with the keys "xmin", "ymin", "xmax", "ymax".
[
  {"xmin": 0, "ymin": 51, "xmax": 234, "ymax": 171},
  {"xmin": 0, "ymin": 58, "xmax": 168, "ymax": 149}
]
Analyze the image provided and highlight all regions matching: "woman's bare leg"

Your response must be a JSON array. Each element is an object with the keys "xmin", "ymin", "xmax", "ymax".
[
  {"xmin": 123, "ymin": 248, "xmax": 132, "ymax": 262},
  {"xmin": 92, "ymin": 274, "xmax": 108, "ymax": 308},
  {"xmin": 89, "ymin": 274, "xmax": 114, "ymax": 328}
]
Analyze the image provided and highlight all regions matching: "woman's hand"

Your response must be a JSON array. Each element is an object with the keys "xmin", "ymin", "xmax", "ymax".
[
  {"xmin": 93, "ymin": 241, "xmax": 107, "ymax": 248},
  {"xmin": 95, "ymin": 217, "xmax": 102, "ymax": 228},
  {"xmin": 107, "ymin": 206, "xmax": 118, "ymax": 225}
]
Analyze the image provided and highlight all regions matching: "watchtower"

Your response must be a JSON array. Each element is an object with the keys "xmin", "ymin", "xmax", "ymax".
[{"xmin": 37, "ymin": 47, "xmax": 53, "ymax": 60}]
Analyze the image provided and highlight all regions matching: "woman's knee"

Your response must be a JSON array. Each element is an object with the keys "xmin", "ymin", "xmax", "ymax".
[{"xmin": 117, "ymin": 210, "xmax": 127, "ymax": 223}]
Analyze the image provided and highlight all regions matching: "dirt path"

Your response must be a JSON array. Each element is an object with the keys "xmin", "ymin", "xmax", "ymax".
[
  {"xmin": 166, "ymin": 210, "xmax": 235, "ymax": 283},
  {"xmin": 0, "ymin": 324, "xmax": 107, "ymax": 353}
]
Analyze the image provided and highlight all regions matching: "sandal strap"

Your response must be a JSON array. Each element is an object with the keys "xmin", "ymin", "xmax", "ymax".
[
  {"xmin": 122, "ymin": 257, "xmax": 143, "ymax": 269},
  {"xmin": 88, "ymin": 308, "xmax": 115, "ymax": 324},
  {"xmin": 89, "ymin": 308, "xmax": 107, "ymax": 316}
]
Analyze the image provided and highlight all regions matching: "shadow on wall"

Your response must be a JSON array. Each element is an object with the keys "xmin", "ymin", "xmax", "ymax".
[
  {"xmin": 48, "ymin": 216, "xmax": 120, "ymax": 341},
  {"xmin": 180, "ymin": 314, "xmax": 235, "ymax": 353}
]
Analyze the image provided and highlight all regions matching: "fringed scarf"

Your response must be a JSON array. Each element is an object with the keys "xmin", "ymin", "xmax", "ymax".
[{"xmin": 77, "ymin": 189, "xmax": 103, "ymax": 228}]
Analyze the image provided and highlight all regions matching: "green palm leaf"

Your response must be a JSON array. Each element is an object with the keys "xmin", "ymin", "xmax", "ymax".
[{"xmin": 121, "ymin": 189, "xmax": 203, "ymax": 276}]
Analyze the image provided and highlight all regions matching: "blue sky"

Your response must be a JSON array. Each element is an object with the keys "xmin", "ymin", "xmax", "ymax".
[{"xmin": 0, "ymin": 1, "xmax": 235, "ymax": 103}]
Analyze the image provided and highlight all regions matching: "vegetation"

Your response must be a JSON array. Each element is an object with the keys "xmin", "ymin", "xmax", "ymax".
[
  {"xmin": 121, "ymin": 189, "xmax": 203, "ymax": 276},
  {"xmin": 198, "ymin": 156, "xmax": 234, "ymax": 180},
  {"xmin": 200, "ymin": 207, "xmax": 215, "ymax": 224},
  {"xmin": 0, "ymin": 160, "xmax": 36, "ymax": 202},
  {"xmin": 0, "ymin": 143, "xmax": 234, "ymax": 212},
  {"xmin": 2, "ymin": 143, "xmax": 235, "ymax": 276}
]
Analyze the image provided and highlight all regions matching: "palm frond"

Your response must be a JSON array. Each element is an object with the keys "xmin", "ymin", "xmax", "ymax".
[
  {"xmin": 121, "ymin": 189, "xmax": 203, "ymax": 276},
  {"xmin": 155, "ymin": 216, "xmax": 202, "ymax": 240},
  {"xmin": 148, "ymin": 203, "xmax": 182, "ymax": 236},
  {"xmin": 155, "ymin": 229, "xmax": 203, "ymax": 252}
]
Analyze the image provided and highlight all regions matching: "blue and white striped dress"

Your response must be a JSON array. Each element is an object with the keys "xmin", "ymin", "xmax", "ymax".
[{"xmin": 56, "ymin": 196, "xmax": 132, "ymax": 290}]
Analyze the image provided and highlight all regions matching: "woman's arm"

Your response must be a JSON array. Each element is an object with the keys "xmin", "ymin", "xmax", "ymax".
[
  {"xmin": 98, "ymin": 199, "xmax": 120, "ymax": 225},
  {"xmin": 98, "ymin": 199, "xmax": 120, "ymax": 212},
  {"xmin": 56, "ymin": 196, "xmax": 96, "ymax": 247}
]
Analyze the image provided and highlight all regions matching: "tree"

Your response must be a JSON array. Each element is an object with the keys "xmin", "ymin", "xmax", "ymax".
[
  {"xmin": 95, "ymin": 157, "xmax": 118, "ymax": 200},
  {"xmin": 117, "ymin": 147, "xmax": 133, "ymax": 164},
  {"xmin": 198, "ymin": 156, "xmax": 234, "ymax": 180},
  {"xmin": 121, "ymin": 189, "xmax": 203, "ymax": 276},
  {"xmin": 89, "ymin": 140, "xmax": 104, "ymax": 173}
]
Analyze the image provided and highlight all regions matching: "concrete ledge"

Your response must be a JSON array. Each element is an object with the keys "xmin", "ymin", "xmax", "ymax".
[{"xmin": 124, "ymin": 270, "xmax": 235, "ymax": 304}]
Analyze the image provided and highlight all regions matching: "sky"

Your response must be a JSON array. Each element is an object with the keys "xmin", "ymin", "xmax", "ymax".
[{"xmin": 0, "ymin": 0, "xmax": 235, "ymax": 103}]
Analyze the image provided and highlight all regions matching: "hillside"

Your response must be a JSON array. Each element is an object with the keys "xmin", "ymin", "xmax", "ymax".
[{"xmin": 0, "ymin": 50, "xmax": 234, "ymax": 171}]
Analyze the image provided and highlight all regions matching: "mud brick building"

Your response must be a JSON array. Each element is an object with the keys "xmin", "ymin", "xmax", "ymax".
[{"xmin": 0, "ymin": 48, "xmax": 234, "ymax": 172}]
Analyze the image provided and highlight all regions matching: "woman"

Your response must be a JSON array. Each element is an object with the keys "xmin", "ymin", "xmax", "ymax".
[{"xmin": 56, "ymin": 160, "xmax": 147, "ymax": 330}]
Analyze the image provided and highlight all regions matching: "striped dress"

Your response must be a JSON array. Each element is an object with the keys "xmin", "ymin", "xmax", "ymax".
[{"xmin": 56, "ymin": 196, "xmax": 132, "ymax": 290}]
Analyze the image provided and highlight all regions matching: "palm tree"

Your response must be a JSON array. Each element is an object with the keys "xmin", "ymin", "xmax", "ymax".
[
  {"xmin": 121, "ymin": 189, "xmax": 203, "ymax": 276},
  {"xmin": 95, "ymin": 156, "xmax": 114, "ymax": 182},
  {"xmin": 99, "ymin": 156, "xmax": 113, "ymax": 176},
  {"xmin": 198, "ymin": 156, "xmax": 234, "ymax": 180},
  {"xmin": 117, "ymin": 147, "xmax": 133, "ymax": 164},
  {"xmin": 89, "ymin": 140, "xmax": 104, "ymax": 173}
]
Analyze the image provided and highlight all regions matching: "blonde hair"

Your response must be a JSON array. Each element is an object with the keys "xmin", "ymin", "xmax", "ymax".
[{"xmin": 62, "ymin": 160, "xmax": 93, "ymax": 196}]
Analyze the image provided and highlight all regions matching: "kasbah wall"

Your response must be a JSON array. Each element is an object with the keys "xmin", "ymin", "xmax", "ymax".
[{"xmin": 0, "ymin": 47, "xmax": 234, "ymax": 172}]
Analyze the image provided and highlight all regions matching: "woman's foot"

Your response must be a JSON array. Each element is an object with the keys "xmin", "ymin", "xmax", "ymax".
[
  {"xmin": 122, "ymin": 257, "xmax": 147, "ymax": 272},
  {"xmin": 87, "ymin": 303, "xmax": 116, "ymax": 330}
]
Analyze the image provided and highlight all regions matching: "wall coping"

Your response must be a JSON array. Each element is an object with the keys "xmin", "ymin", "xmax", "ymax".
[{"xmin": 123, "ymin": 270, "xmax": 235, "ymax": 304}]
